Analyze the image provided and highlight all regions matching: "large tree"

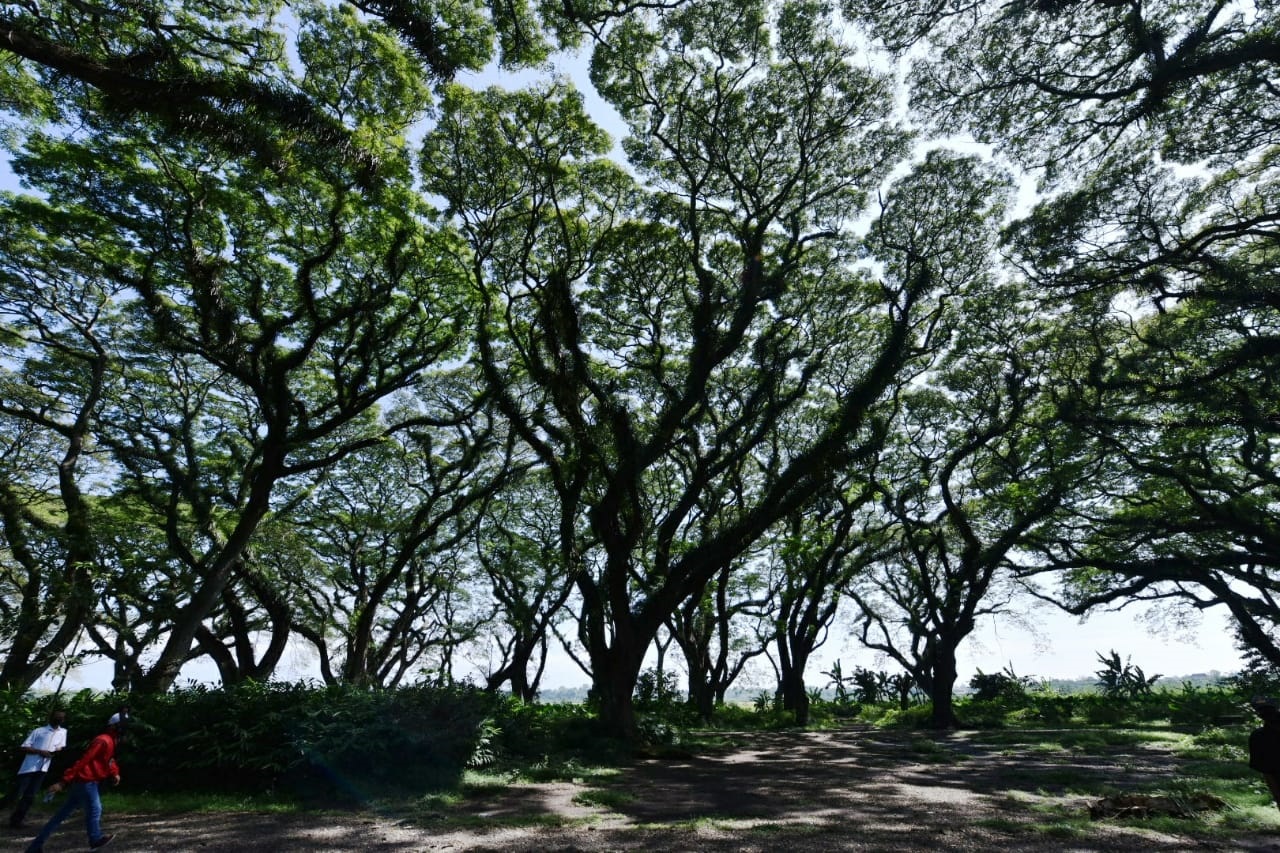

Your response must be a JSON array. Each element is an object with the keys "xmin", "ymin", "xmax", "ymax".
[
  {"xmin": 0, "ymin": 249, "xmax": 121, "ymax": 689},
  {"xmin": 1018, "ymin": 299, "xmax": 1280, "ymax": 665},
  {"xmin": 766, "ymin": 482, "xmax": 870, "ymax": 726},
  {"xmin": 834, "ymin": 153, "xmax": 1097, "ymax": 728},
  {"xmin": 420, "ymin": 0, "xmax": 1031, "ymax": 737},
  {"xmin": 856, "ymin": 0, "xmax": 1280, "ymax": 663},
  {"xmin": 666, "ymin": 550, "xmax": 772, "ymax": 723},
  {"xmin": 848, "ymin": 315, "xmax": 1095, "ymax": 728},
  {"xmin": 286, "ymin": 389, "xmax": 512, "ymax": 688},
  {"xmin": 0, "ymin": 3, "xmax": 479, "ymax": 691},
  {"xmin": 473, "ymin": 471, "xmax": 584, "ymax": 701},
  {"xmin": 0, "ymin": 0, "xmax": 578, "ymax": 179}
]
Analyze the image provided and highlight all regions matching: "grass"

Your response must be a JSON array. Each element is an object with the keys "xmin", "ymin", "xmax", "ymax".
[
  {"xmin": 972, "ymin": 816, "xmax": 1029, "ymax": 834},
  {"xmin": 572, "ymin": 787, "xmax": 635, "ymax": 809},
  {"xmin": 1032, "ymin": 819, "xmax": 1087, "ymax": 838},
  {"xmin": 966, "ymin": 726, "xmax": 1180, "ymax": 753},
  {"xmin": 906, "ymin": 735, "xmax": 968, "ymax": 763},
  {"xmin": 111, "ymin": 790, "xmax": 306, "ymax": 814},
  {"xmin": 490, "ymin": 758, "xmax": 622, "ymax": 785}
]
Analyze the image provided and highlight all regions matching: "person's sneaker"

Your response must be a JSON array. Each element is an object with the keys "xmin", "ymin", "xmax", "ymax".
[{"xmin": 89, "ymin": 834, "xmax": 115, "ymax": 850}]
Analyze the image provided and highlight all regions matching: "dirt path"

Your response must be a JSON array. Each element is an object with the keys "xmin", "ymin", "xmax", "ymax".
[{"xmin": 12, "ymin": 728, "xmax": 1280, "ymax": 852}]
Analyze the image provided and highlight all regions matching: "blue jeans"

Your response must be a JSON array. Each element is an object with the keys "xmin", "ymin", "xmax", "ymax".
[{"xmin": 25, "ymin": 780, "xmax": 105, "ymax": 851}]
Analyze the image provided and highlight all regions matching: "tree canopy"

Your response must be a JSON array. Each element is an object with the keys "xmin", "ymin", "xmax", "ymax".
[{"xmin": 1, "ymin": 0, "xmax": 1274, "ymax": 734}]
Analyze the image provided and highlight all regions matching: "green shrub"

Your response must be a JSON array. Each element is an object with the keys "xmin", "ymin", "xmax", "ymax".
[
  {"xmin": 633, "ymin": 668, "xmax": 683, "ymax": 713},
  {"xmin": 1167, "ymin": 684, "xmax": 1248, "ymax": 728},
  {"xmin": 707, "ymin": 701, "xmax": 762, "ymax": 729},
  {"xmin": 850, "ymin": 702, "xmax": 895, "ymax": 724},
  {"xmin": 12, "ymin": 682, "xmax": 510, "ymax": 798},
  {"xmin": 0, "ymin": 687, "xmax": 61, "ymax": 758},
  {"xmin": 954, "ymin": 698, "xmax": 1010, "ymax": 728},
  {"xmin": 1027, "ymin": 693, "xmax": 1076, "ymax": 724},
  {"xmin": 1079, "ymin": 695, "xmax": 1130, "ymax": 725},
  {"xmin": 879, "ymin": 702, "xmax": 934, "ymax": 728},
  {"xmin": 969, "ymin": 666, "xmax": 1034, "ymax": 705}
]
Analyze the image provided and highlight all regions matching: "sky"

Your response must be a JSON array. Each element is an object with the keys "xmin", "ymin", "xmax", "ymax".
[
  {"xmin": 4, "ymin": 40, "xmax": 1247, "ymax": 696},
  {"xmin": 37, "ymin": 598, "xmax": 1242, "ymax": 695}
]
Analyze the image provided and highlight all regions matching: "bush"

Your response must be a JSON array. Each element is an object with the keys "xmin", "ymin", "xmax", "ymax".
[
  {"xmin": 879, "ymin": 702, "xmax": 935, "ymax": 729},
  {"xmin": 1027, "ymin": 693, "xmax": 1076, "ymax": 724},
  {"xmin": 707, "ymin": 701, "xmax": 762, "ymax": 729},
  {"xmin": 969, "ymin": 666, "xmax": 1034, "ymax": 704},
  {"xmin": 852, "ymin": 702, "xmax": 896, "ymax": 724},
  {"xmin": 634, "ymin": 668, "xmax": 683, "ymax": 713},
  {"xmin": 0, "ymin": 687, "xmax": 60, "ymax": 760},
  {"xmin": 1078, "ymin": 694, "xmax": 1130, "ymax": 725},
  {"xmin": 292, "ymin": 683, "xmax": 503, "ymax": 790},
  {"xmin": 10, "ymin": 682, "xmax": 511, "ymax": 798},
  {"xmin": 1167, "ymin": 683, "xmax": 1249, "ymax": 728},
  {"xmin": 953, "ymin": 698, "xmax": 1010, "ymax": 728}
]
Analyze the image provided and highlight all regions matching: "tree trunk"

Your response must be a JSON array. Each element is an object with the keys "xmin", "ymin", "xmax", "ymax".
[
  {"xmin": 927, "ymin": 647, "xmax": 961, "ymax": 729},
  {"xmin": 775, "ymin": 625, "xmax": 814, "ymax": 725},
  {"xmin": 672, "ymin": 627, "xmax": 717, "ymax": 723},
  {"xmin": 779, "ymin": 658, "xmax": 810, "ymax": 725},
  {"xmin": 686, "ymin": 667, "xmax": 716, "ymax": 723},
  {"xmin": 486, "ymin": 641, "xmax": 538, "ymax": 702},
  {"xmin": 591, "ymin": 632, "xmax": 645, "ymax": 741}
]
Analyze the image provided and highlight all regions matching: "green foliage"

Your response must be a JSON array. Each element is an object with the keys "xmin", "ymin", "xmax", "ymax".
[
  {"xmin": 1078, "ymin": 695, "xmax": 1128, "ymax": 725},
  {"xmin": 0, "ymin": 687, "xmax": 53, "ymax": 755},
  {"xmin": 18, "ymin": 683, "xmax": 511, "ymax": 798},
  {"xmin": 969, "ymin": 665, "xmax": 1035, "ymax": 703},
  {"xmin": 1226, "ymin": 632, "xmax": 1280, "ymax": 698},
  {"xmin": 953, "ymin": 698, "xmax": 1010, "ymax": 728},
  {"xmin": 1167, "ymin": 683, "xmax": 1246, "ymax": 728},
  {"xmin": 943, "ymin": 681, "xmax": 1252, "ymax": 730},
  {"xmin": 633, "ymin": 668, "xmax": 683, "ymax": 713},
  {"xmin": 850, "ymin": 666, "xmax": 886, "ymax": 704},
  {"xmin": 878, "ymin": 702, "xmax": 935, "ymax": 729},
  {"xmin": 1095, "ymin": 650, "xmax": 1162, "ymax": 699},
  {"xmin": 632, "ymin": 668, "xmax": 700, "ymax": 737},
  {"xmin": 1026, "ymin": 693, "xmax": 1076, "ymax": 725},
  {"xmin": 848, "ymin": 702, "xmax": 895, "ymax": 725},
  {"xmin": 726, "ymin": 692, "xmax": 805, "ymax": 730},
  {"xmin": 822, "ymin": 660, "xmax": 856, "ymax": 705},
  {"xmin": 753, "ymin": 690, "xmax": 780, "ymax": 714},
  {"xmin": 704, "ymin": 701, "xmax": 763, "ymax": 730},
  {"xmin": 800, "ymin": 688, "xmax": 855, "ymax": 725},
  {"xmin": 490, "ymin": 700, "xmax": 628, "ymax": 765}
]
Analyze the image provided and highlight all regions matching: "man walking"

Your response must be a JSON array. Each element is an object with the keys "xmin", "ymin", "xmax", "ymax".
[
  {"xmin": 24, "ymin": 711, "xmax": 125, "ymax": 852},
  {"xmin": 5, "ymin": 710, "xmax": 67, "ymax": 828}
]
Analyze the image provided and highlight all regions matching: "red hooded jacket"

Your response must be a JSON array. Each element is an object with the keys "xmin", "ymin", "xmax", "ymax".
[{"xmin": 60, "ymin": 730, "xmax": 120, "ymax": 785}]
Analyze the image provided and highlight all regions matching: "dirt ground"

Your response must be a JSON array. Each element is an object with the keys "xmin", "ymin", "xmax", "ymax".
[{"xmin": 11, "ymin": 727, "xmax": 1280, "ymax": 852}]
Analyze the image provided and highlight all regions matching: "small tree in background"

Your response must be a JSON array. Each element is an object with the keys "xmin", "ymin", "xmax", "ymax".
[
  {"xmin": 1095, "ymin": 650, "xmax": 1161, "ymax": 699},
  {"xmin": 969, "ymin": 665, "xmax": 1033, "ymax": 703}
]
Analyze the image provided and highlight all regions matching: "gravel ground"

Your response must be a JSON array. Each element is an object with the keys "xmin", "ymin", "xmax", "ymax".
[{"xmin": 10, "ymin": 727, "xmax": 1280, "ymax": 852}]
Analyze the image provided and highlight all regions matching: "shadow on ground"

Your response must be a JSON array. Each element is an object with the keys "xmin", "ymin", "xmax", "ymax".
[{"xmin": 12, "ymin": 728, "xmax": 1280, "ymax": 851}]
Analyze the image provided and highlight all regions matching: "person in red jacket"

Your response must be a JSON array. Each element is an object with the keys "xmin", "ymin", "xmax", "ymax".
[{"xmin": 24, "ymin": 712, "xmax": 126, "ymax": 853}]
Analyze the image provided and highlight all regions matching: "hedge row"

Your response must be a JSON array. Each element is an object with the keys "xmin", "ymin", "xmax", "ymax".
[{"xmin": 2, "ymin": 682, "xmax": 523, "ymax": 797}]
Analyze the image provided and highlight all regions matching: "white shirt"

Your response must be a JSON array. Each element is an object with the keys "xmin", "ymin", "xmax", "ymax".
[{"xmin": 17, "ymin": 724, "xmax": 67, "ymax": 775}]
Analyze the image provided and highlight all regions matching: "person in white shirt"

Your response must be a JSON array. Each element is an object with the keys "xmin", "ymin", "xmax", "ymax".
[{"xmin": 6, "ymin": 710, "xmax": 67, "ymax": 829}]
